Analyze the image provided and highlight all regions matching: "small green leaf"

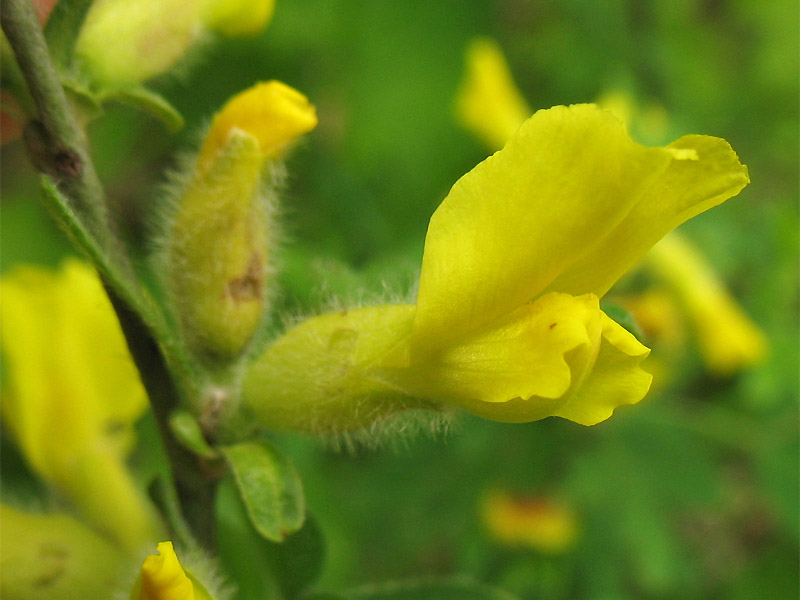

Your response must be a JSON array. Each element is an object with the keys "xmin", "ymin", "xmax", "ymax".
[
  {"xmin": 221, "ymin": 439, "xmax": 305, "ymax": 543},
  {"xmin": 100, "ymin": 86, "xmax": 185, "ymax": 133},
  {"xmin": 62, "ymin": 77, "xmax": 102, "ymax": 121},
  {"xmin": 43, "ymin": 0, "xmax": 94, "ymax": 69},
  {"xmin": 346, "ymin": 579, "xmax": 520, "ymax": 600},
  {"xmin": 169, "ymin": 410, "xmax": 218, "ymax": 460}
]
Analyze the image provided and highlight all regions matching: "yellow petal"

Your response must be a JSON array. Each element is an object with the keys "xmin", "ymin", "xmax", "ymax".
[
  {"xmin": 554, "ymin": 312, "xmax": 652, "ymax": 425},
  {"xmin": 413, "ymin": 104, "xmax": 664, "ymax": 355},
  {"xmin": 201, "ymin": 0, "xmax": 274, "ymax": 35},
  {"xmin": 198, "ymin": 81, "xmax": 317, "ymax": 170},
  {"xmin": 644, "ymin": 233, "xmax": 767, "ymax": 375},
  {"xmin": 455, "ymin": 37, "xmax": 531, "ymax": 151},
  {"xmin": 412, "ymin": 105, "xmax": 749, "ymax": 356},
  {"xmin": 542, "ymin": 134, "xmax": 750, "ymax": 297},
  {"xmin": 379, "ymin": 293, "xmax": 603, "ymax": 422},
  {"xmin": 134, "ymin": 542, "xmax": 195, "ymax": 600}
]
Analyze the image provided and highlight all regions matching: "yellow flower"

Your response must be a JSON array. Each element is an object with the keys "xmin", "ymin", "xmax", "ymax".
[
  {"xmin": 243, "ymin": 104, "xmax": 749, "ymax": 432},
  {"xmin": 129, "ymin": 542, "xmax": 198, "ymax": 600},
  {"xmin": 168, "ymin": 82, "xmax": 317, "ymax": 361},
  {"xmin": 455, "ymin": 38, "xmax": 767, "ymax": 378},
  {"xmin": 480, "ymin": 490, "xmax": 578, "ymax": 554},
  {"xmin": 455, "ymin": 37, "xmax": 532, "ymax": 151},
  {"xmin": 0, "ymin": 260, "xmax": 161, "ymax": 552},
  {"xmin": 644, "ymin": 233, "xmax": 767, "ymax": 375}
]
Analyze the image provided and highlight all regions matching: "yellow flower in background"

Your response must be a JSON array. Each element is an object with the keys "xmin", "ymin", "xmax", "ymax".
[
  {"xmin": 481, "ymin": 490, "xmax": 578, "ymax": 554},
  {"xmin": 455, "ymin": 37, "xmax": 532, "ymax": 151},
  {"xmin": 243, "ymin": 103, "xmax": 749, "ymax": 433},
  {"xmin": 644, "ymin": 234, "xmax": 767, "ymax": 375},
  {"xmin": 0, "ymin": 259, "xmax": 161, "ymax": 553},
  {"xmin": 168, "ymin": 81, "xmax": 317, "ymax": 361},
  {"xmin": 130, "ymin": 542, "xmax": 214, "ymax": 600}
]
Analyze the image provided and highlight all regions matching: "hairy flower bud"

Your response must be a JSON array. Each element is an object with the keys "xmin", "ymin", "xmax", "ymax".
[{"xmin": 168, "ymin": 82, "xmax": 316, "ymax": 362}]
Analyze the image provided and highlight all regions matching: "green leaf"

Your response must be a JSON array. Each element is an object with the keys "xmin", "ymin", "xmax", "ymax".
[
  {"xmin": 43, "ymin": 0, "xmax": 94, "ymax": 69},
  {"xmin": 216, "ymin": 477, "xmax": 324, "ymax": 600},
  {"xmin": 169, "ymin": 410, "xmax": 218, "ymax": 460},
  {"xmin": 345, "ymin": 579, "xmax": 520, "ymax": 600},
  {"xmin": 221, "ymin": 439, "xmax": 305, "ymax": 543},
  {"xmin": 100, "ymin": 86, "xmax": 185, "ymax": 133}
]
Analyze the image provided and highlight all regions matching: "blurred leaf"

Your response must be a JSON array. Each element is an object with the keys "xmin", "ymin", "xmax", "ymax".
[
  {"xmin": 216, "ymin": 476, "xmax": 324, "ymax": 600},
  {"xmin": 43, "ymin": 0, "xmax": 94, "ymax": 68},
  {"xmin": 222, "ymin": 439, "xmax": 305, "ymax": 543},
  {"xmin": 100, "ymin": 86, "xmax": 185, "ymax": 133},
  {"xmin": 345, "ymin": 578, "xmax": 519, "ymax": 600}
]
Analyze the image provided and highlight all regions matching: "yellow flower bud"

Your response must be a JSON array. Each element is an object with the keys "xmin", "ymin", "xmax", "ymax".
[
  {"xmin": 201, "ymin": 0, "xmax": 275, "ymax": 36},
  {"xmin": 168, "ymin": 82, "xmax": 316, "ymax": 361},
  {"xmin": 75, "ymin": 0, "xmax": 201, "ymax": 86},
  {"xmin": 130, "ymin": 542, "xmax": 214, "ymax": 600},
  {"xmin": 0, "ymin": 505, "xmax": 127, "ymax": 600}
]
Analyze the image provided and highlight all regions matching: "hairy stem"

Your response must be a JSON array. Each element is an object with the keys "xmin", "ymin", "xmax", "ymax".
[{"xmin": 1, "ymin": 0, "xmax": 109, "ymax": 243}]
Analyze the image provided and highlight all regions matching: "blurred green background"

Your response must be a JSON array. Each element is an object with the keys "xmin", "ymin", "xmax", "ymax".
[{"xmin": 2, "ymin": 1, "xmax": 798, "ymax": 598}]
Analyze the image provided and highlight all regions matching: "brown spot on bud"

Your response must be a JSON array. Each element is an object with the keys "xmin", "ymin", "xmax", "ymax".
[{"xmin": 227, "ymin": 254, "xmax": 264, "ymax": 302}]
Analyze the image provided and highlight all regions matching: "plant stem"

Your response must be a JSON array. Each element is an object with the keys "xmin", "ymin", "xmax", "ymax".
[{"xmin": 1, "ymin": 0, "xmax": 110, "ymax": 245}]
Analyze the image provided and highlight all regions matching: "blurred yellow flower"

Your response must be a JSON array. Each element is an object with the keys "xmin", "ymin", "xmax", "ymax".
[
  {"xmin": 455, "ymin": 37, "xmax": 532, "ymax": 151},
  {"xmin": 0, "ymin": 259, "xmax": 160, "ymax": 552},
  {"xmin": 168, "ymin": 81, "xmax": 317, "ymax": 360},
  {"xmin": 481, "ymin": 490, "xmax": 578, "ymax": 554},
  {"xmin": 645, "ymin": 234, "xmax": 767, "ymax": 375},
  {"xmin": 243, "ymin": 103, "xmax": 748, "ymax": 432}
]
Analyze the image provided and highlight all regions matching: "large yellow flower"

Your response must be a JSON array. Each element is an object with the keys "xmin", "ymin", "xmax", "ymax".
[{"xmin": 243, "ymin": 104, "xmax": 749, "ymax": 432}]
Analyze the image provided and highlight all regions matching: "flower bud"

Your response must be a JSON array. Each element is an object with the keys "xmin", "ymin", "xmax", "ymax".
[
  {"xmin": 75, "ymin": 0, "xmax": 201, "ymax": 87},
  {"xmin": 201, "ymin": 0, "xmax": 275, "ymax": 36},
  {"xmin": 168, "ymin": 82, "xmax": 316, "ymax": 362},
  {"xmin": 0, "ymin": 505, "xmax": 127, "ymax": 599},
  {"xmin": 129, "ymin": 542, "xmax": 215, "ymax": 600}
]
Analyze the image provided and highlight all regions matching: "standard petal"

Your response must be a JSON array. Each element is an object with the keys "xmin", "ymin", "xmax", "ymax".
[
  {"xmin": 554, "ymin": 312, "xmax": 652, "ymax": 426},
  {"xmin": 411, "ymin": 104, "xmax": 672, "ymax": 355},
  {"xmin": 542, "ymin": 134, "xmax": 749, "ymax": 297},
  {"xmin": 379, "ymin": 293, "xmax": 603, "ymax": 420}
]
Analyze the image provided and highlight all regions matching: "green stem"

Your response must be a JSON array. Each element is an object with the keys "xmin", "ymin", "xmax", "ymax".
[{"xmin": 0, "ymin": 0, "xmax": 109, "ymax": 244}]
